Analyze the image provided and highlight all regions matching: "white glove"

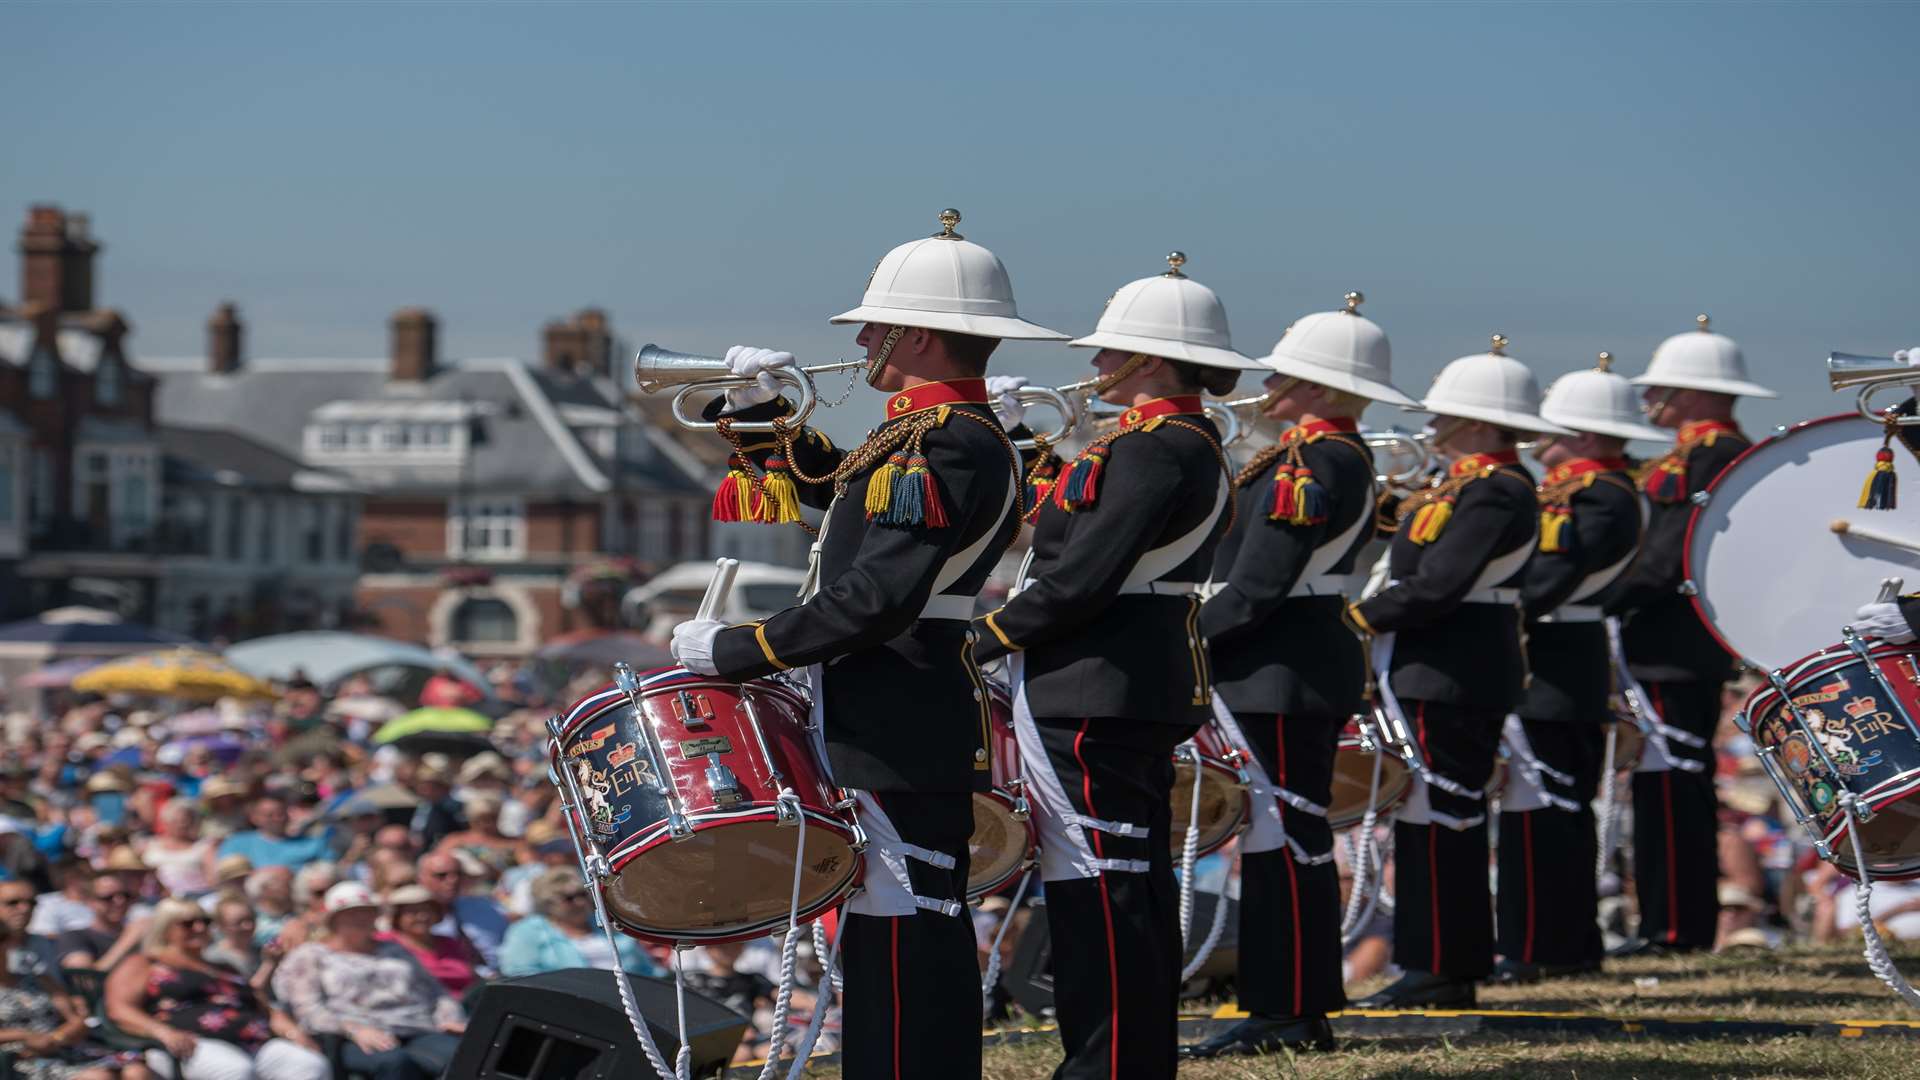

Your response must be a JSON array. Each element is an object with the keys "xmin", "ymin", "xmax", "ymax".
[
  {"xmin": 670, "ymin": 618, "xmax": 727, "ymax": 675},
  {"xmin": 722, "ymin": 346, "xmax": 797, "ymax": 410},
  {"xmin": 985, "ymin": 374, "xmax": 1029, "ymax": 428},
  {"xmin": 1896, "ymin": 347, "xmax": 1920, "ymax": 367},
  {"xmin": 1853, "ymin": 602, "xmax": 1915, "ymax": 644}
]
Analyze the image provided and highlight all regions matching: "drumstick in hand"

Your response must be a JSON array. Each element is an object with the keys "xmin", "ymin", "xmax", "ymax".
[
  {"xmin": 1831, "ymin": 519, "xmax": 1920, "ymax": 557},
  {"xmin": 695, "ymin": 558, "xmax": 741, "ymax": 622}
]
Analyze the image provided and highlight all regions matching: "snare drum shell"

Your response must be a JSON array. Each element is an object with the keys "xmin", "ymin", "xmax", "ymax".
[
  {"xmin": 1746, "ymin": 642, "xmax": 1920, "ymax": 881},
  {"xmin": 1169, "ymin": 721, "xmax": 1251, "ymax": 858},
  {"xmin": 1328, "ymin": 722, "xmax": 1413, "ymax": 831},
  {"xmin": 552, "ymin": 672, "xmax": 863, "ymax": 944},
  {"xmin": 967, "ymin": 682, "xmax": 1036, "ymax": 900}
]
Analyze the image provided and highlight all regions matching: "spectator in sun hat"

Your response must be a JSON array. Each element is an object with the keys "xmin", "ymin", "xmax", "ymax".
[
  {"xmin": 197, "ymin": 777, "xmax": 252, "ymax": 841},
  {"xmin": 416, "ymin": 851, "xmax": 505, "ymax": 974}
]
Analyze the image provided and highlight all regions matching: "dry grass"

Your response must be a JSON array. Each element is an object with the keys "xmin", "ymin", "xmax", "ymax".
[{"xmin": 788, "ymin": 944, "xmax": 1920, "ymax": 1078}]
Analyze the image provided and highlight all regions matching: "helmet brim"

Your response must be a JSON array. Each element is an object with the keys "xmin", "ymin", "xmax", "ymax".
[
  {"xmin": 1067, "ymin": 330, "xmax": 1262, "ymax": 371},
  {"xmin": 1258, "ymin": 350, "xmax": 1422, "ymax": 408},
  {"xmin": 1539, "ymin": 409, "xmax": 1669, "ymax": 442},
  {"xmin": 1416, "ymin": 400, "xmax": 1575, "ymax": 436},
  {"xmin": 1627, "ymin": 372, "xmax": 1778, "ymax": 399},
  {"xmin": 829, "ymin": 304, "xmax": 1069, "ymax": 341}
]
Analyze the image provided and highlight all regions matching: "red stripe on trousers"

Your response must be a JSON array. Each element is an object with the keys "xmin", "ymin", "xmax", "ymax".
[
  {"xmin": 1417, "ymin": 702, "xmax": 1442, "ymax": 972},
  {"xmin": 1651, "ymin": 684, "xmax": 1679, "ymax": 944},
  {"xmin": 1073, "ymin": 720, "xmax": 1120, "ymax": 1080},
  {"xmin": 1522, "ymin": 810, "xmax": 1536, "ymax": 964},
  {"xmin": 891, "ymin": 917, "xmax": 901, "ymax": 1079},
  {"xmin": 1275, "ymin": 714, "xmax": 1301, "ymax": 1010}
]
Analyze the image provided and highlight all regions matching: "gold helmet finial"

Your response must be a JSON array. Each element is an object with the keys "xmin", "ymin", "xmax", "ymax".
[
  {"xmin": 1490, "ymin": 333, "xmax": 1509, "ymax": 356},
  {"xmin": 1696, "ymin": 312, "xmax": 1711, "ymax": 332},
  {"xmin": 934, "ymin": 209, "xmax": 963, "ymax": 240},
  {"xmin": 1343, "ymin": 291, "xmax": 1364, "ymax": 314},
  {"xmin": 1596, "ymin": 350, "xmax": 1613, "ymax": 372},
  {"xmin": 1164, "ymin": 251, "xmax": 1187, "ymax": 278}
]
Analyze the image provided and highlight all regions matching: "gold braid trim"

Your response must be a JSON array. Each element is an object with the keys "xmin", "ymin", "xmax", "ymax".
[{"xmin": 1392, "ymin": 466, "xmax": 1496, "ymax": 529}]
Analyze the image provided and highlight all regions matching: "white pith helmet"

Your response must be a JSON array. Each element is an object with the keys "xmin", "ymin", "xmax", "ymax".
[
  {"xmin": 1257, "ymin": 292, "xmax": 1419, "ymax": 407},
  {"xmin": 1420, "ymin": 334, "xmax": 1573, "ymax": 435},
  {"xmin": 1540, "ymin": 352, "xmax": 1669, "ymax": 442},
  {"xmin": 1629, "ymin": 314, "xmax": 1777, "ymax": 398},
  {"xmin": 829, "ymin": 209, "xmax": 1067, "ymax": 341},
  {"xmin": 1068, "ymin": 252, "xmax": 1260, "ymax": 370}
]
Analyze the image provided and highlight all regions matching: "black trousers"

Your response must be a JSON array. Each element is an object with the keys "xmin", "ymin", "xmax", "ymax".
[
  {"xmin": 1496, "ymin": 721, "xmax": 1606, "ymax": 967},
  {"xmin": 1629, "ymin": 680, "xmax": 1722, "ymax": 950},
  {"xmin": 1031, "ymin": 716, "xmax": 1195, "ymax": 1080},
  {"xmin": 1393, "ymin": 700, "xmax": 1503, "ymax": 980},
  {"xmin": 840, "ymin": 790, "xmax": 979, "ymax": 1080},
  {"xmin": 1235, "ymin": 710, "xmax": 1345, "ymax": 1018}
]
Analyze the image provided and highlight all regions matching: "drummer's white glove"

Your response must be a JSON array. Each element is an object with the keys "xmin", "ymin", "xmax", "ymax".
[
  {"xmin": 722, "ymin": 346, "xmax": 797, "ymax": 410},
  {"xmin": 985, "ymin": 374, "xmax": 1029, "ymax": 428},
  {"xmin": 670, "ymin": 618, "xmax": 727, "ymax": 675},
  {"xmin": 1853, "ymin": 602, "xmax": 1916, "ymax": 644}
]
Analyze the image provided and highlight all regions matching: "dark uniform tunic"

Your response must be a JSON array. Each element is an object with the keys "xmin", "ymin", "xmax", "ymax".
[
  {"xmin": 1199, "ymin": 417, "xmax": 1375, "ymax": 1019},
  {"xmin": 1496, "ymin": 458, "xmax": 1642, "ymax": 970},
  {"xmin": 1605, "ymin": 419, "xmax": 1749, "ymax": 951},
  {"xmin": 974, "ymin": 395, "xmax": 1229, "ymax": 1080},
  {"xmin": 1349, "ymin": 450, "xmax": 1536, "ymax": 980},
  {"xmin": 710, "ymin": 378, "xmax": 1019, "ymax": 1080}
]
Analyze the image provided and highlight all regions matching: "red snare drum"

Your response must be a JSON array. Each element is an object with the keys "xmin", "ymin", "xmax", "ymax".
[
  {"xmin": 1170, "ymin": 720, "xmax": 1251, "ymax": 858},
  {"xmin": 967, "ymin": 680, "xmax": 1036, "ymax": 899},
  {"xmin": 1739, "ymin": 636, "xmax": 1920, "ymax": 880},
  {"xmin": 548, "ymin": 667, "xmax": 863, "ymax": 944},
  {"xmin": 1328, "ymin": 719, "xmax": 1412, "ymax": 831}
]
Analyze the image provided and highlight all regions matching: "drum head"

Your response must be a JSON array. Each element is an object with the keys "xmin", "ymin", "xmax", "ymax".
[
  {"xmin": 1837, "ymin": 793, "xmax": 1920, "ymax": 881},
  {"xmin": 967, "ymin": 792, "xmax": 1032, "ymax": 899},
  {"xmin": 1609, "ymin": 718, "xmax": 1647, "ymax": 773},
  {"xmin": 1328, "ymin": 744, "xmax": 1411, "ymax": 831},
  {"xmin": 1170, "ymin": 760, "xmax": 1246, "ymax": 857},
  {"xmin": 1688, "ymin": 414, "xmax": 1920, "ymax": 672},
  {"xmin": 605, "ymin": 817, "xmax": 857, "ymax": 943}
]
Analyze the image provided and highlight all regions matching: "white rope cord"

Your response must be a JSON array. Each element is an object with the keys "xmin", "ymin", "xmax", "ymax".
[
  {"xmin": 671, "ymin": 947, "xmax": 693, "ymax": 1080},
  {"xmin": 980, "ymin": 868, "xmax": 1035, "ymax": 1018},
  {"xmin": 757, "ymin": 791, "xmax": 809, "ymax": 1080},
  {"xmin": 786, "ymin": 910, "xmax": 846, "ymax": 1080},
  {"xmin": 586, "ymin": 864, "xmax": 682, "ymax": 1080},
  {"xmin": 1595, "ymin": 725, "xmax": 1621, "ymax": 882},
  {"xmin": 1180, "ymin": 865, "xmax": 1232, "ymax": 982},
  {"xmin": 1177, "ymin": 752, "xmax": 1206, "ymax": 947},
  {"xmin": 1341, "ymin": 748, "xmax": 1385, "ymax": 942},
  {"xmin": 1842, "ymin": 793, "xmax": 1920, "ymax": 1009}
]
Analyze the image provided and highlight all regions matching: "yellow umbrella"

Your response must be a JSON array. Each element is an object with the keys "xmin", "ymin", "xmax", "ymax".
[{"xmin": 71, "ymin": 648, "xmax": 279, "ymax": 701}]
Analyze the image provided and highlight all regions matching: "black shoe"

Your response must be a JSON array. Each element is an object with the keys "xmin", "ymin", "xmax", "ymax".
[
  {"xmin": 1352, "ymin": 971, "xmax": 1477, "ymax": 1009},
  {"xmin": 1488, "ymin": 958, "xmax": 1602, "ymax": 985},
  {"xmin": 1178, "ymin": 1014, "xmax": 1336, "ymax": 1059},
  {"xmin": 1607, "ymin": 937, "xmax": 1700, "ymax": 959}
]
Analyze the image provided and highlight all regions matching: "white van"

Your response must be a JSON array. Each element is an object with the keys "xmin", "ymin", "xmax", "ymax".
[{"xmin": 623, "ymin": 561, "xmax": 808, "ymax": 638}]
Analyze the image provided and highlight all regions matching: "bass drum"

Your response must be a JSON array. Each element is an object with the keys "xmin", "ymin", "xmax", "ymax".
[
  {"xmin": 1687, "ymin": 414, "xmax": 1920, "ymax": 672},
  {"xmin": 1170, "ymin": 721, "xmax": 1251, "ymax": 858},
  {"xmin": 967, "ymin": 680, "xmax": 1036, "ymax": 899}
]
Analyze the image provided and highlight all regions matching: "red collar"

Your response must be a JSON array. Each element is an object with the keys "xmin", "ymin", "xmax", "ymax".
[
  {"xmin": 1280, "ymin": 416, "xmax": 1360, "ymax": 445},
  {"xmin": 1542, "ymin": 457, "xmax": 1628, "ymax": 486},
  {"xmin": 1675, "ymin": 419, "xmax": 1741, "ymax": 447},
  {"xmin": 882, "ymin": 379, "xmax": 989, "ymax": 421},
  {"xmin": 1449, "ymin": 450, "xmax": 1521, "ymax": 478},
  {"xmin": 1116, "ymin": 395, "xmax": 1204, "ymax": 429}
]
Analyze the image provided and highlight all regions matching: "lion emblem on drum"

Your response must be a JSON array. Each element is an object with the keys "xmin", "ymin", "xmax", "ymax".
[{"xmin": 573, "ymin": 757, "xmax": 616, "ymax": 835}]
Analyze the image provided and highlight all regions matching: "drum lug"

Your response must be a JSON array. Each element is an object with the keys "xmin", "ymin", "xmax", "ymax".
[
  {"xmin": 1689, "ymin": 490, "xmax": 1712, "ymax": 507},
  {"xmin": 583, "ymin": 853, "xmax": 612, "ymax": 880},
  {"xmin": 1010, "ymin": 794, "xmax": 1031, "ymax": 822},
  {"xmin": 667, "ymin": 811, "xmax": 694, "ymax": 841},
  {"xmin": 1173, "ymin": 744, "xmax": 1197, "ymax": 765},
  {"xmin": 1677, "ymin": 579, "xmax": 1699, "ymax": 597},
  {"xmin": 705, "ymin": 753, "xmax": 745, "ymax": 809},
  {"xmin": 849, "ymin": 820, "xmax": 870, "ymax": 853},
  {"xmin": 775, "ymin": 798, "xmax": 802, "ymax": 826}
]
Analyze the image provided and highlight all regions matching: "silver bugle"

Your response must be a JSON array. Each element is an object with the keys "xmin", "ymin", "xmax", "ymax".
[
  {"xmin": 633, "ymin": 344, "xmax": 866, "ymax": 432},
  {"xmin": 1828, "ymin": 351, "xmax": 1920, "ymax": 427}
]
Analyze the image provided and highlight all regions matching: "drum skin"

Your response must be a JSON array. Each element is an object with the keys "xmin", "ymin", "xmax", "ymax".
[
  {"xmin": 551, "ymin": 670, "xmax": 862, "ymax": 944},
  {"xmin": 1687, "ymin": 414, "xmax": 1920, "ymax": 672},
  {"xmin": 1328, "ymin": 721, "xmax": 1412, "ymax": 830},
  {"xmin": 1170, "ymin": 722, "xmax": 1251, "ymax": 858},
  {"xmin": 1607, "ymin": 715, "xmax": 1647, "ymax": 773},
  {"xmin": 967, "ymin": 682, "xmax": 1036, "ymax": 899},
  {"xmin": 1743, "ymin": 640, "xmax": 1920, "ymax": 880}
]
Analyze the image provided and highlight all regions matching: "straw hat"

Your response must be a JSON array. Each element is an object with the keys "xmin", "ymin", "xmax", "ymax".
[
  {"xmin": 212, "ymin": 854, "xmax": 254, "ymax": 887},
  {"xmin": 98, "ymin": 846, "xmax": 149, "ymax": 874}
]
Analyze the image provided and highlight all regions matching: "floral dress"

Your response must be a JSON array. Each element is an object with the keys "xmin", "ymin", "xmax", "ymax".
[
  {"xmin": 143, "ymin": 963, "xmax": 273, "ymax": 1051},
  {"xmin": 0, "ymin": 982, "xmax": 133, "ymax": 1080}
]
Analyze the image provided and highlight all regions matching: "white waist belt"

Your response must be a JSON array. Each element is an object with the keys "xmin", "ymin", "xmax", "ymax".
[
  {"xmin": 1540, "ymin": 603, "xmax": 1603, "ymax": 624},
  {"xmin": 1117, "ymin": 580, "xmax": 1200, "ymax": 597},
  {"xmin": 920, "ymin": 594, "xmax": 976, "ymax": 621},
  {"xmin": 1462, "ymin": 587, "xmax": 1521, "ymax": 606},
  {"xmin": 1288, "ymin": 572, "xmax": 1363, "ymax": 599}
]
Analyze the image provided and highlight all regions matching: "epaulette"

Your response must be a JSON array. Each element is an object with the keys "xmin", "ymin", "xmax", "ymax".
[
  {"xmin": 1395, "ymin": 453, "xmax": 1517, "ymax": 545},
  {"xmin": 1535, "ymin": 458, "xmax": 1628, "ymax": 555},
  {"xmin": 1233, "ymin": 421, "xmax": 1364, "ymax": 527}
]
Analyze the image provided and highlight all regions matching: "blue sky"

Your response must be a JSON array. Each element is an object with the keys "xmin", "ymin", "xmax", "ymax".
[{"xmin": 3, "ymin": 1, "xmax": 1916, "ymax": 442}]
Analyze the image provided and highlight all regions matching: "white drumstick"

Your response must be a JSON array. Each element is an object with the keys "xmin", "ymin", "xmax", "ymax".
[
  {"xmin": 694, "ymin": 557, "xmax": 741, "ymax": 622},
  {"xmin": 1831, "ymin": 519, "xmax": 1920, "ymax": 557}
]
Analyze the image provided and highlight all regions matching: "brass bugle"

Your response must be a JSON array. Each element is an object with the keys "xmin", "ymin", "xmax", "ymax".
[
  {"xmin": 1362, "ymin": 428, "xmax": 1434, "ymax": 487},
  {"xmin": 1828, "ymin": 351, "xmax": 1920, "ymax": 426},
  {"xmin": 1005, "ymin": 385, "xmax": 1076, "ymax": 450},
  {"xmin": 634, "ymin": 344, "xmax": 866, "ymax": 432}
]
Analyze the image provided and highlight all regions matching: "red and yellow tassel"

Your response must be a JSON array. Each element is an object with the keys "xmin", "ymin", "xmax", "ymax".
[
  {"xmin": 712, "ymin": 453, "xmax": 760, "ymax": 523},
  {"xmin": 1641, "ymin": 455, "xmax": 1687, "ymax": 504},
  {"xmin": 1538, "ymin": 505, "xmax": 1574, "ymax": 553},
  {"xmin": 757, "ymin": 456, "xmax": 802, "ymax": 524},
  {"xmin": 1268, "ymin": 462, "xmax": 1298, "ymax": 521},
  {"xmin": 1408, "ymin": 496, "xmax": 1455, "ymax": 545},
  {"xmin": 1054, "ymin": 445, "xmax": 1108, "ymax": 511},
  {"xmin": 1289, "ymin": 466, "xmax": 1328, "ymax": 526}
]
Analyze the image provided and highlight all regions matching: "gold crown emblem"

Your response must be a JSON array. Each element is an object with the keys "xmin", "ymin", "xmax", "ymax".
[{"xmin": 892, "ymin": 394, "xmax": 913, "ymax": 412}]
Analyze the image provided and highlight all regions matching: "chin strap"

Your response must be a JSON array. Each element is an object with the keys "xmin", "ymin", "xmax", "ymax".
[{"xmin": 865, "ymin": 325, "xmax": 906, "ymax": 386}]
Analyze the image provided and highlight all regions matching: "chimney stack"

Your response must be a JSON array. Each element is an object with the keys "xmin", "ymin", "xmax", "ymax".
[
  {"xmin": 18, "ymin": 204, "xmax": 100, "ymax": 314},
  {"xmin": 208, "ymin": 302, "xmax": 243, "ymax": 374},
  {"xmin": 389, "ymin": 307, "xmax": 438, "ymax": 382},
  {"xmin": 541, "ymin": 307, "xmax": 613, "ymax": 378}
]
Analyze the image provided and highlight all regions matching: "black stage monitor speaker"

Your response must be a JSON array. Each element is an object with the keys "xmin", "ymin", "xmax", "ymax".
[
  {"xmin": 1003, "ymin": 893, "xmax": 1239, "ymax": 1016},
  {"xmin": 448, "ymin": 968, "xmax": 749, "ymax": 1080}
]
